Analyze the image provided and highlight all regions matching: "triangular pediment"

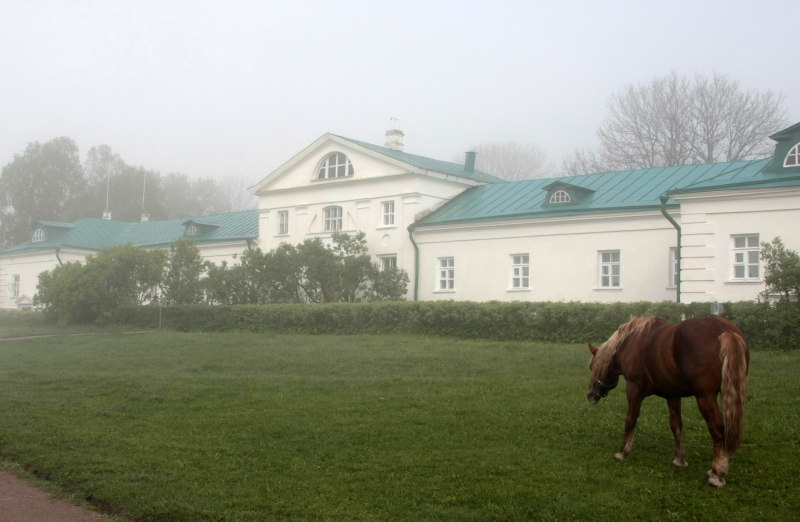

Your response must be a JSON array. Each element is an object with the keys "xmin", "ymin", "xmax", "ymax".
[{"xmin": 249, "ymin": 133, "xmax": 494, "ymax": 195}]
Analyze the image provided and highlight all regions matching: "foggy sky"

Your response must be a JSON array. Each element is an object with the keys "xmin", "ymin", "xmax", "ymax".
[{"xmin": 1, "ymin": 0, "xmax": 798, "ymax": 185}]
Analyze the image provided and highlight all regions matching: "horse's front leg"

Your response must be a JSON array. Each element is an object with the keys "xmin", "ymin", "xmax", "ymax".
[
  {"xmin": 667, "ymin": 397, "xmax": 688, "ymax": 467},
  {"xmin": 615, "ymin": 385, "xmax": 644, "ymax": 460},
  {"xmin": 696, "ymin": 394, "xmax": 728, "ymax": 487}
]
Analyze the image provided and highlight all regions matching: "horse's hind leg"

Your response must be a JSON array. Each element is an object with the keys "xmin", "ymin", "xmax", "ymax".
[
  {"xmin": 667, "ymin": 397, "xmax": 687, "ymax": 467},
  {"xmin": 696, "ymin": 394, "xmax": 728, "ymax": 487}
]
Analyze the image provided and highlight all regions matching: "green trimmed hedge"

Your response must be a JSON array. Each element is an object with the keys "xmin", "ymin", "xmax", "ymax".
[
  {"xmin": 0, "ymin": 309, "xmax": 47, "ymax": 328},
  {"xmin": 110, "ymin": 300, "xmax": 793, "ymax": 350}
]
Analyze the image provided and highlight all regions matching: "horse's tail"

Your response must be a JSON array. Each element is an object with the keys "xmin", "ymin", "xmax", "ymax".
[{"xmin": 719, "ymin": 331, "xmax": 749, "ymax": 454}]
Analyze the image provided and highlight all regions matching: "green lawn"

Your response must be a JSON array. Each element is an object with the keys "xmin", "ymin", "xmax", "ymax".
[{"xmin": 0, "ymin": 331, "xmax": 797, "ymax": 521}]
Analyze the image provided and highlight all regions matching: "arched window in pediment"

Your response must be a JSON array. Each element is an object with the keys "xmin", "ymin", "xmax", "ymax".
[
  {"xmin": 186, "ymin": 225, "xmax": 197, "ymax": 236},
  {"xmin": 785, "ymin": 143, "xmax": 800, "ymax": 167},
  {"xmin": 32, "ymin": 229, "xmax": 45, "ymax": 242},
  {"xmin": 317, "ymin": 152, "xmax": 354, "ymax": 180},
  {"xmin": 549, "ymin": 190, "xmax": 570, "ymax": 203}
]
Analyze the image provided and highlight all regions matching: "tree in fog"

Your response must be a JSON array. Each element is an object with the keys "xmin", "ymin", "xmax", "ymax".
[
  {"xmin": 221, "ymin": 173, "xmax": 258, "ymax": 211},
  {"xmin": 0, "ymin": 137, "xmax": 87, "ymax": 249},
  {"xmin": 161, "ymin": 173, "xmax": 230, "ymax": 218},
  {"xmin": 559, "ymin": 72, "xmax": 789, "ymax": 176},
  {"xmin": 454, "ymin": 142, "xmax": 553, "ymax": 181},
  {"xmin": 85, "ymin": 145, "xmax": 166, "ymax": 221},
  {"xmin": 85, "ymin": 145, "xmax": 230, "ymax": 221}
]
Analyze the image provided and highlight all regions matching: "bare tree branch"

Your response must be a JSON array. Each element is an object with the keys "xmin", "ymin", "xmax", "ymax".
[
  {"xmin": 221, "ymin": 173, "xmax": 258, "ymax": 211},
  {"xmin": 454, "ymin": 142, "xmax": 554, "ymax": 181},
  {"xmin": 561, "ymin": 72, "xmax": 789, "ymax": 175}
]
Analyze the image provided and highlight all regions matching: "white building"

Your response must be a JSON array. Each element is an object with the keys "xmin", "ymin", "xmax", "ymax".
[{"xmin": 3, "ymin": 123, "xmax": 800, "ymax": 309}]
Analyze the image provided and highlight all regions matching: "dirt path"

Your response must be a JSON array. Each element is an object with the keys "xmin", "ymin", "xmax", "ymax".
[
  {"xmin": 0, "ymin": 471, "xmax": 109, "ymax": 522},
  {"xmin": 0, "ymin": 331, "xmax": 155, "ymax": 342}
]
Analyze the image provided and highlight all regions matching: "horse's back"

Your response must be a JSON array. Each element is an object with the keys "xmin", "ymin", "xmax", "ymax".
[{"xmin": 644, "ymin": 317, "xmax": 745, "ymax": 397}]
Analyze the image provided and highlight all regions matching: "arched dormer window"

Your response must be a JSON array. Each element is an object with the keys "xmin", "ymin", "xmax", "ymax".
[
  {"xmin": 186, "ymin": 225, "xmax": 197, "ymax": 236},
  {"xmin": 549, "ymin": 190, "xmax": 570, "ymax": 203},
  {"xmin": 32, "ymin": 229, "xmax": 45, "ymax": 242},
  {"xmin": 317, "ymin": 152, "xmax": 354, "ymax": 180},
  {"xmin": 324, "ymin": 206, "xmax": 343, "ymax": 231},
  {"xmin": 785, "ymin": 143, "xmax": 800, "ymax": 167}
]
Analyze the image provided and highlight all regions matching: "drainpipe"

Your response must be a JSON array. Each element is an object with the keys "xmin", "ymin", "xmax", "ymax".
[
  {"xmin": 659, "ymin": 194, "xmax": 680, "ymax": 303},
  {"xmin": 246, "ymin": 239, "xmax": 253, "ymax": 250},
  {"xmin": 55, "ymin": 248, "xmax": 63, "ymax": 266},
  {"xmin": 407, "ymin": 224, "xmax": 419, "ymax": 301}
]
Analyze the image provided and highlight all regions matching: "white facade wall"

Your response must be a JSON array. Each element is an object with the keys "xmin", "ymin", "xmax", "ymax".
[
  {"xmin": 0, "ymin": 249, "xmax": 93, "ymax": 309},
  {"xmin": 674, "ymin": 186, "xmax": 800, "ymax": 302},
  {"xmin": 414, "ymin": 211, "xmax": 681, "ymax": 303},
  {"xmin": 254, "ymin": 140, "xmax": 480, "ymax": 298}
]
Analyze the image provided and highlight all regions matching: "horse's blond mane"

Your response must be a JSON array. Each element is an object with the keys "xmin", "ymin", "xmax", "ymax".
[{"xmin": 591, "ymin": 317, "xmax": 656, "ymax": 380}]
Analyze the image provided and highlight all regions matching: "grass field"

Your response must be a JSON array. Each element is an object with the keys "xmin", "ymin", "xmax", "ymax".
[{"xmin": 0, "ymin": 331, "xmax": 798, "ymax": 521}]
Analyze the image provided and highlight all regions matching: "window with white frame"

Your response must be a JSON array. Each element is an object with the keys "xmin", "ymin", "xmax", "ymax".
[
  {"xmin": 599, "ymin": 251, "xmax": 620, "ymax": 287},
  {"xmin": 380, "ymin": 256, "xmax": 397, "ymax": 271},
  {"xmin": 732, "ymin": 234, "xmax": 760, "ymax": 279},
  {"xmin": 186, "ymin": 226, "xmax": 197, "ymax": 236},
  {"xmin": 278, "ymin": 211, "xmax": 289, "ymax": 235},
  {"xmin": 382, "ymin": 201, "xmax": 395, "ymax": 226},
  {"xmin": 510, "ymin": 254, "xmax": 530, "ymax": 289},
  {"xmin": 438, "ymin": 258, "xmax": 454, "ymax": 290},
  {"xmin": 785, "ymin": 143, "xmax": 799, "ymax": 167},
  {"xmin": 12, "ymin": 275, "xmax": 20, "ymax": 298},
  {"xmin": 324, "ymin": 206, "xmax": 343, "ymax": 231},
  {"xmin": 317, "ymin": 152, "xmax": 354, "ymax": 179},
  {"xmin": 32, "ymin": 229, "xmax": 45, "ymax": 242},
  {"xmin": 550, "ymin": 190, "xmax": 570, "ymax": 203},
  {"xmin": 669, "ymin": 247, "xmax": 679, "ymax": 287}
]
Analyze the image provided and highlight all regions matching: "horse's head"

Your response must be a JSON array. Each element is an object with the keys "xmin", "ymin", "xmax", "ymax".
[{"xmin": 586, "ymin": 342, "xmax": 619, "ymax": 404}]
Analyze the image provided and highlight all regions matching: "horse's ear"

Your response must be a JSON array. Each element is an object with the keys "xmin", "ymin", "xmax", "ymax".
[{"xmin": 589, "ymin": 343, "xmax": 599, "ymax": 355}]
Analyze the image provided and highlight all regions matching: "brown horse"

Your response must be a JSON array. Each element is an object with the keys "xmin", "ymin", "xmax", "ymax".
[{"xmin": 587, "ymin": 316, "xmax": 749, "ymax": 487}]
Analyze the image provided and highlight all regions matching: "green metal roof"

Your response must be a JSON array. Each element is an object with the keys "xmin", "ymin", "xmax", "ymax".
[
  {"xmin": 334, "ymin": 135, "xmax": 505, "ymax": 184},
  {"xmin": 2, "ymin": 210, "xmax": 258, "ymax": 255},
  {"xmin": 415, "ymin": 157, "xmax": 784, "ymax": 227}
]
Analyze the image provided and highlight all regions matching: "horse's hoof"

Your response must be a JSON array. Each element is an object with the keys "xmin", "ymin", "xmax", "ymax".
[
  {"xmin": 707, "ymin": 470, "xmax": 726, "ymax": 487},
  {"xmin": 614, "ymin": 452, "xmax": 627, "ymax": 460},
  {"xmin": 672, "ymin": 458, "xmax": 688, "ymax": 467}
]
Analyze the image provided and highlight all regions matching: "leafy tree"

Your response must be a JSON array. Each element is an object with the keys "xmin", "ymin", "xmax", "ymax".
[
  {"xmin": 761, "ymin": 237, "xmax": 800, "ymax": 300},
  {"xmin": 34, "ymin": 243, "xmax": 166, "ymax": 325},
  {"xmin": 297, "ymin": 238, "xmax": 341, "ymax": 303},
  {"xmin": 161, "ymin": 173, "xmax": 231, "ymax": 219},
  {"xmin": 369, "ymin": 265, "xmax": 410, "ymax": 301},
  {"xmin": 560, "ymin": 72, "xmax": 788, "ymax": 175},
  {"xmin": 0, "ymin": 137, "xmax": 87, "ymax": 249},
  {"xmin": 161, "ymin": 239, "xmax": 206, "ymax": 304},
  {"xmin": 264, "ymin": 243, "xmax": 306, "ymax": 303}
]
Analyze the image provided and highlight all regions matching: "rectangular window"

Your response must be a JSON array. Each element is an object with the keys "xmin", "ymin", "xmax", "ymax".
[
  {"xmin": 732, "ymin": 234, "xmax": 759, "ymax": 279},
  {"xmin": 510, "ymin": 254, "xmax": 530, "ymax": 289},
  {"xmin": 12, "ymin": 275, "xmax": 20, "ymax": 298},
  {"xmin": 438, "ymin": 258, "xmax": 454, "ymax": 290},
  {"xmin": 669, "ymin": 247, "xmax": 679, "ymax": 287},
  {"xmin": 324, "ymin": 207, "xmax": 343, "ymax": 231},
  {"xmin": 380, "ymin": 256, "xmax": 397, "ymax": 271},
  {"xmin": 600, "ymin": 251, "xmax": 620, "ymax": 287},
  {"xmin": 278, "ymin": 211, "xmax": 289, "ymax": 235},
  {"xmin": 382, "ymin": 201, "xmax": 395, "ymax": 226}
]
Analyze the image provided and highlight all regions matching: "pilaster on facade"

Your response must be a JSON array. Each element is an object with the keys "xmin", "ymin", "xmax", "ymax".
[{"xmin": 680, "ymin": 213, "xmax": 716, "ymax": 302}]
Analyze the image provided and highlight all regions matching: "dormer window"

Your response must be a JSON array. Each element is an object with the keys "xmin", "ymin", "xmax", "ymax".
[
  {"xmin": 32, "ymin": 229, "xmax": 45, "ymax": 242},
  {"xmin": 186, "ymin": 226, "xmax": 197, "ymax": 236},
  {"xmin": 550, "ymin": 190, "xmax": 570, "ymax": 204},
  {"xmin": 785, "ymin": 143, "xmax": 799, "ymax": 167},
  {"xmin": 317, "ymin": 152, "xmax": 354, "ymax": 180}
]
